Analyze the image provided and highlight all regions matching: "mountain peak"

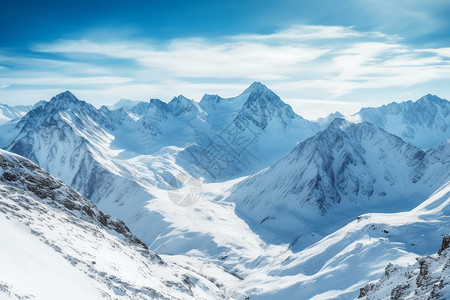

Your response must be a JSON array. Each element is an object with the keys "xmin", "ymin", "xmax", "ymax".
[
  {"xmin": 171, "ymin": 94, "xmax": 190, "ymax": 102},
  {"xmin": 168, "ymin": 95, "xmax": 202, "ymax": 116},
  {"xmin": 316, "ymin": 111, "xmax": 345, "ymax": 127},
  {"xmin": 47, "ymin": 91, "xmax": 83, "ymax": 110},
  {"xmin": 417, "ymin": 93, "xmax": 445, "ymax": 104},
  {"xmin": 200, "ymin": 94, "xmax": 222, "ymax": 104},
  {"xmin": 327, "ymin": 117, "xmax": 351, "ymax": 129},
  {"xmin": 313, "ymin": 118, "xmax": 354, "ymax": 144},
  {"xmin": 243, "ymin": 81, "xmax": 270, "ymax": 94},
  {"xmin": 51, "ymin": 90, "xmax": 78, "ymax": 102},
  {"xmin": 149, "ymin": 98, "xmax": 167, "ymax": 108},
  {"xmin": 109, "ymin": 98, "xmax": 141, "ymax": 111}
]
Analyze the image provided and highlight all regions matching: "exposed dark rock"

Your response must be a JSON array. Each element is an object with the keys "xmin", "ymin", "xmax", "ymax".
[{"xmin": 438, "ymin": 235, "xmax": 450, "ymax": 255}]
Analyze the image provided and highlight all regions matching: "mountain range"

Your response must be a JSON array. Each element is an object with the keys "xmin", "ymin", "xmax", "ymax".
[
  {"xmin": 1, "ymin": 83, "xmax": 449, "ymax": 299},
  {"xmin": 0, "ymin": 101, "xmax": 45, "ymax": 124},
  {"xmin": 228, "ymin": 119, "xmax": 449, "ymax": 244}
]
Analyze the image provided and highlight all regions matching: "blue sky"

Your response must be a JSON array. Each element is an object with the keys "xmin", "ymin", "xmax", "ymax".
[{"xmin": 1, "ymin": 0, "xmax": 450, "ymax": 118}]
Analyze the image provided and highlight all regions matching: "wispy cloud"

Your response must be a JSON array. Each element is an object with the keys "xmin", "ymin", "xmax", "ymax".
[
  {"xmin": 0, "ymin": 76, "xmax": 132, "ymax": 85},
  {"xmin": 229, "ymin": 25, "xmax": 391, "ymax": 42},
  {"xmin": 1, "ymin": 25, "xmax": 449, "ymax": 118},
  {"xmin": 33, "ymin": 38, "xmax": 330, "ymax": 79}
]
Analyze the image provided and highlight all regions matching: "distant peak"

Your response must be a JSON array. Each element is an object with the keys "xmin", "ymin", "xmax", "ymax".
[
  {"xmin": 52, "ymin": 90, "xmax": 78, "ymax": 102},
  {"xmin": 172, "ymin": 94, "xmax": 188, "ymax": 101},
  {"xmin": 329, "ymin": 111, "xmax": 344, "ymax": 118},
  {"xmin": 326, "ymin": 117, "xmax": 353, "ymax": 130},
  {"xmin": 109, "ymin": 98, "xmax": 141, "ymax": 110},
  {"xmin": 417, "ymin": 94, "xmax": 444, "ymax": 104},
  {"xmin": 243, "ymin": 82, "xmax": 270, "ymax": 94},
  {"xmin": 315, "ymin": 111, "xmax": 345, "ymax": 126},
  {"xmin": 200, "ymin": 94, "xmax": 222, "ymax": 103},
  {"xmin": 117, "ymin": 98, "xmax": 140, "ymax": 105},
  {"xmin": 168, "ymin": 95, "xmax": 202, "ymax": 116},
  {"xmin": 45, "ymin": 91, "xmax": 90, "ymax": 112},
  {"xmin": 149, "ymin": 98, "xmax": 165, "ymax": 105},
  {"xmin": 149, "ymin": 98, "xmax": 168, "ymax": 110}
]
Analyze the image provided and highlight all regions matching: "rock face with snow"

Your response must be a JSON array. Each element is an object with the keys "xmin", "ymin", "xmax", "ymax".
[
  {"xmin": 348, "ymin": 94, "xmax": 450, "ymax": 149},
  {"xmin": 0, "ymin": 149, "xmax": 228, "ymax": 300},
  {"xmin": 358, "ymin": 235, "xmax": 450, "ymax": 300},
  {"xmin": 227, "ymin": 118, "xmax": 449, "ymax": 239}
]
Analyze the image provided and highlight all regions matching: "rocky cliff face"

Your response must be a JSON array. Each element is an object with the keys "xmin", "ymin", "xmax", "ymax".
[{"xmin": 358, "ymin": 235, "xmax": 450, "ymax": 300}]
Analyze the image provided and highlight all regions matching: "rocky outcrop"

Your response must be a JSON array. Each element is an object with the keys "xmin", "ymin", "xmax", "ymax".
[{"xmin": 358, "ymin": 235, "xmax": 450, "ymax": 299}]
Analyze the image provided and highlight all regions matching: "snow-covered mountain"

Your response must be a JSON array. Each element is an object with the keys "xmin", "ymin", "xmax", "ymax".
[
  {"xmin": 358, "ymin": 235, "xmax": 450, "ymax": 299},
  {"xmin": 0, "ymin": 149, "xmax": 229, "ymax": 300},
  {"xmin": 108, "ymin": 98, "xmax": 144, "ymax": 111},
  {"xmin": 112, "ymin": 95, "xmax": 208, "ymax": 154},
  {"xmin": 0, "ymin": 103, "xmax": 35, "ymax": 124},
  {"xmin": 1, "ymin": 85, "xmax": 449, "ymax": 299},
  {"xmin": 347, "ymin": 94, "xmax": 450, "ymax": 149},
  {"xmin": 315, "ymin": 111, "xmax": 344, "ymax": 127},
  {"xmin": 3, "ymin": 91, "xmax": 125, "ymax": 202},
  {"xmin": 178, "ymin": 82, "xmax": 320, "ymax": 180},
  {"xmin": 226, "ymin": 118, "xmax": 449, "ymax": 243}
]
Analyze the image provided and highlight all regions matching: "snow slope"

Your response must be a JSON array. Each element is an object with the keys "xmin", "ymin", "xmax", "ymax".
[
  {"xmin": 0, "ymin": 149, "xmax": 229, "ymax": 300},
  {"xmin": 227, "ymin": 119, "xmax": 448, "ymax": 244},
  {"xmin": 230, "ymin": 182, "xmax": 450, "ymax": 299}
]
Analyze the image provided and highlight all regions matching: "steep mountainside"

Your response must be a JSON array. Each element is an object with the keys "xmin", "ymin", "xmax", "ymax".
[
  {"xmin": 0, "ymin": 149, "xmax": 229, "ymax": 299},
  {"xmin": 227, "ymin": 119, "xmax": 449, "ymax": 241}
]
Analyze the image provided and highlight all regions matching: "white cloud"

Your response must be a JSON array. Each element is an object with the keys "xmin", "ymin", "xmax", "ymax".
[
  {"xmin": 34, "ymin": 38, "xmax": 329, "ymax": 79},
  {"xmin": 0, "ymin": 76, "xmax": 132, "ymax": 86},
  {"xmin": 418, "ymin": 48, "xmax": 450, "ymax": 58},
  {"xmin": 1, "ymin": 24, "xmax": 450, "ymax": 118},
  {"xmin": 228, "ymin": 25, "xmax": 387, "ymax": 41}
]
